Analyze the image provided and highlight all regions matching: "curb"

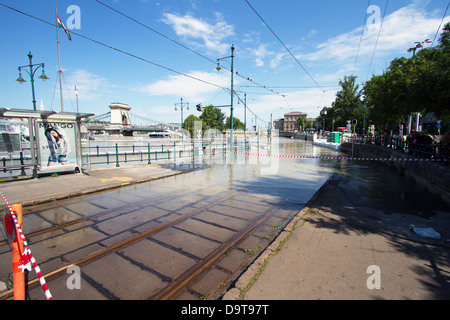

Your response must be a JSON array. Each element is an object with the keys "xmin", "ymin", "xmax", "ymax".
[{"xmin": 222, "ymin": 174, "xmax": 335, "ymax": 300}]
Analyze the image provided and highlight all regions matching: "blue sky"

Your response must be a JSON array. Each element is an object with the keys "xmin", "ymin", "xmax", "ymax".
[{"xmin": 1, "ymin": 0, "xmax": 449, "ymax": 127}]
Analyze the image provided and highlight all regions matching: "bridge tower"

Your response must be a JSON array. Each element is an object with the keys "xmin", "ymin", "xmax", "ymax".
[{"xmin": 109, "ymin": 102, "xmax": 131, "ymax": 127}]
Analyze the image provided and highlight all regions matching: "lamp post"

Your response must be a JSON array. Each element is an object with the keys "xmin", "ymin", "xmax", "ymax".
[
  {"xmin": 407, "ymin": 39, "xmax": 431, "ymax": 57},
  {"xmin": 16, "ymin": 52, "xmax": 49, "ymax": 111},
  {"xmin": 175, "ymin": 97, "xmax": 189, "ymax": 128},
  {"xmin": 75, "ymin": 85, "xmax": 79, "ymax": 113},
  {"xmin": 362, "ymin": 100, "xmax": 367, "ymax": 137},
  {"xmin": 320, "ymin": 109, "xmax": 327, "ymax": 135},
  {"xmin": 216, "ymin": 45, "xmax": 235, "ymax": 145},
  {"xmin": 407, "ymin": 40, "xmax": 430, "ymax": 133}
]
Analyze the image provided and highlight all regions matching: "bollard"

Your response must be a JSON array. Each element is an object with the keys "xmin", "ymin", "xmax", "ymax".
[{"xmin": 10, "ymin": 203, "xmax": 25, "ymax": 300}]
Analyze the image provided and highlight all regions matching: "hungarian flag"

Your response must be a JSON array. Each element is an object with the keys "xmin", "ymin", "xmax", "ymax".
[{"xmin": 57, "ymin": 16, "xmax": 72, "ymax": 41}]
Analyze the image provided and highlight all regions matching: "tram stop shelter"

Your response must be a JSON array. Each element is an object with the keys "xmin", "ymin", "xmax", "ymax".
[{"xmin": 0, "ymin": 108, "xmax": 94, "ymax": 178}]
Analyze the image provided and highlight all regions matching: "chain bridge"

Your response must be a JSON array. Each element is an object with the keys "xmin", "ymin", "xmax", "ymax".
[{"xmin": 83, "ymin": 102, "xmax": 181, "ymax": 136}]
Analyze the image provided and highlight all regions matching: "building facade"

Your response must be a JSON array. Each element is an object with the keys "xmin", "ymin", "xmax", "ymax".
[{"xmin": 283, "ymin": 112, "xmax": 307, "ymax": 132}]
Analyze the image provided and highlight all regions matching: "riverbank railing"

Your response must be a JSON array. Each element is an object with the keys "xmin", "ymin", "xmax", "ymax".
[
  {"xmin": 345, "ymin": 134, "xmax": 449, "ymax": 163},
  {"xmin": 81, "ymin": 140, "xmax": 237, "ymax": 170}
]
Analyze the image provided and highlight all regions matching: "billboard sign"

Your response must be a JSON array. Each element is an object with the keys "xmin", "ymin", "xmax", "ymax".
[{"xmin": 36, "ymin": 120, "xmax": 77, "ymax": 169}]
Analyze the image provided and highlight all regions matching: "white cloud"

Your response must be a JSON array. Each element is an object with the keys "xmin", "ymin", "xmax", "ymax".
[
  {"xmin": 270, "ymin": 52, "xmax": 288, "ymax": 69},
  {"xmin": 299, "ymin": 4, "xmax": 449, "ymax": 63},
  {"xmin": 246, "ymin": 88, "xmax": 337, "ymax": 122},
  {"xmin": 162, "ymin": 12, "xmax": 234, "ymax": 54},
  {"xmin": 65, "ymin": 69, "xmax": 110, "ymax": 101},
  {"xmin": 251, "ymin": 44, "xmax": 273, "ymax": 67},
  {"xmin": 134, "ymin": 70, "xmax": 231, "ymax": 103}
]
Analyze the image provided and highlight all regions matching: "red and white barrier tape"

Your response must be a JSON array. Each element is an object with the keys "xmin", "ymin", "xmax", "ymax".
[
  {"xmin": 0, "ymin": 192, "xmax": 53, "ymax": 300},
  {"xmin": 214, "ymin": 150, "xmax": 449, "ymax": 162}
]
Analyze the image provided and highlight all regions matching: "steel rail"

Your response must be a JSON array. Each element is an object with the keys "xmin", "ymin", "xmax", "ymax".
[
  {"xmin": 152, "ymin": 205, "xmax": 280, "ymax": 300},
  {"xmin": 0, "ymin": 193, "xmax": 233, "ymax": 300}
]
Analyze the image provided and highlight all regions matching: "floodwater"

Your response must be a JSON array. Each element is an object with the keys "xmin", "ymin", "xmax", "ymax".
[{"xmin": 2, "ymin": 137, "xmax": 449, "ymax": 299}]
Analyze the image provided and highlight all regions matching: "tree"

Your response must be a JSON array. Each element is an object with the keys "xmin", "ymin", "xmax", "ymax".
[
  {"xmin": 199, "ymin": 105, "xmax": 225, "ymax": 131},
  {"xmin": 363, "ymin": 22, "xmax": 450, "ymax": 131},
  {"xmin": 182, "ymin": 114, "xmax": 204, "ymax": 138},
  {"xmin": 225, "ymin": 116, "xmax": 245, "ymax": 130},
  {"xmin": 326, "ymin": 75, "xmax": 364, "ymax": 131},
  {"xmin": 363, "ymin": 58, "xmax": 416, "ymax": 130},
  {"xmin": 296, "ymin": 115, "xmax": 313, "ymax": 131}
]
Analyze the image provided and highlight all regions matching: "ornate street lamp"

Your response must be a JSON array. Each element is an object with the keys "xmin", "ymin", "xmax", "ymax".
[
  {"xmin": 320, "ymin": 109, "xmax": 327, "ymax": 135},
  {"xmin": 216, "ymin": 45, "xmax": 235, "ymax": 145},
  {"xmin": 16, "ymin": 52, "xmax": 49, "ymax": 110},
  {"xmin": 174, "ymin": 97, "xmax": 189, "ymax": 127},
  {"xmin": 362, "ymin": 100, "xmax": 367, "ymax": 136}
]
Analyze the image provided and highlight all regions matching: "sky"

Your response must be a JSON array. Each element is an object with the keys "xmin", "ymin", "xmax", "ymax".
[{"xmin": 0, "ymin": 0, "xmax": 449, "ymax": 128}]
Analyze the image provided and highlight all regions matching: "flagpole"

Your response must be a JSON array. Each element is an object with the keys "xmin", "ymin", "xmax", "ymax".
[{"xmin": 55, "ymin": 0, "xmax": 64, "ymax": 112}]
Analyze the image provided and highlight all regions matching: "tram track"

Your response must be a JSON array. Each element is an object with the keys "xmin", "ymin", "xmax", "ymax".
[
  {"xmin": 0, "ymin": 192, "xmax": 235, "ymax": 300},
  {"xmin": 0, "ymin": 188, "xmax": 214, "ymax": 247},
  {"xmin": 0, "ymin": 148, "xmax": 317, "ymax": 300},
  {"xmin": 0, "ymin": 190, "xmax": 292, "ymax": 300},
  {"xmin": 152, "ymin": 205, "xmax": 280, "ymax": 300}
]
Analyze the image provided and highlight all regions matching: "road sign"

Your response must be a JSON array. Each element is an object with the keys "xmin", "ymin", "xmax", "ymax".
[{"xmin": 2, "ymin": 209, "xmax": 16, "ymax": 241}]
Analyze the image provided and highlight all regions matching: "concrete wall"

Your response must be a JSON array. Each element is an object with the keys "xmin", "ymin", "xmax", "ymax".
[
  {"xmin": 340, "ymin": 142, "xmax": 450, "ymax": 206},
  {"xmin": 293, "ymin": 132, "xmax": 314, "ymax": 141}
]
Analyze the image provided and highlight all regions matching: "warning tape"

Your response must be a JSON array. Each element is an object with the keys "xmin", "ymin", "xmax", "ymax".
[
  {"xmin": 0, "ymin": 192, "xmax": 53, "ymax": 300},
  {"xmin": 213, "ymin": 150, "xmax": 449, "ymax": 162}
]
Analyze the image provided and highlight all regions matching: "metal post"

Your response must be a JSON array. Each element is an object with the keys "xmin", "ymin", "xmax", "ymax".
[
  {"xmin": 27, "ymin": 53, "xmax": 37, "ymax": 111},
  {"xmin": 115, "ymin": 143, "xmax": 119, "ymax": 167},
  {"xmin": 230, "ymin": 45, "xmax": 235, "ymax": 147},
  {"xmin": 55, "ymin": 0, "xmax": 64, "ymax": 111},
  {"xmin": 11, "ymin": 204, "xmax": 25, "ymax": 300}
]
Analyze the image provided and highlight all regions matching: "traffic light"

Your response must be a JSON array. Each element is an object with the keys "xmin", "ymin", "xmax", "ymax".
[{"xmin": 196, "ymin": 103, "xmax": 202, "ymax": 112}]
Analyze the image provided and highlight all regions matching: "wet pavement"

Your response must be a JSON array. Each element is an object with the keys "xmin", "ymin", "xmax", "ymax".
[
  {"xmin": 225, "ymin": 160, "xmax": 450, "ymax": 300},
  {"xmin": 1, "ymin": 138, "xmax": 450, "ymax": 300},
  {"xmin": 0, "ymin": 139, "xmax": 338, "ymax": 299}
]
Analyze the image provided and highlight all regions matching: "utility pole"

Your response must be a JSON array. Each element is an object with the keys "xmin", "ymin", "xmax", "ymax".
[{"xmin": 175, "ymin": 98, "xmax": 189, "ymax": 127}]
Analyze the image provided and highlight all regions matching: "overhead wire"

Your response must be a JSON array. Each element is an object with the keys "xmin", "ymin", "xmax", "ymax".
[
  {"xmin": 234, "ymin": 92, "xmax": 268, "ymax": 124},
  {"xmin": 0, "ymin": 2, "xmax": 226, "ymax": 91},
  {"xmin": 0, "ymin": 1, "xmax": 297, "ymax": 123},
  {"xmin": 352, "ymin": 0, "xmax": 371, "ymax": 76},
  {"xmin": 244, "ymin": 0, "xmax": 324, "ymax": 92},
  {"xmin": 431, "ymin": 1, "xmax": 449, "ymax": 47},
  {"xmin": 365, "ymin": 0, "xmax": 389, "ymax": 81},
  {"xmin": 94, "ymin": 0, "xmax": 217, "ymax": 65},
  {"xmin": 94, "ymin": 0, "xmax": 285, "ymax": 98}
]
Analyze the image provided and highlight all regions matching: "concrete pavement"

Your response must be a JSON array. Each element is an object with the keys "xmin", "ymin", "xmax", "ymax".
[
  {"xmin": 0, "ymin": 163, "xmax": 201, "ymax": 207},
  {"xmin": 1, "ymin": 160, "xmax": 449, "ymax": 300},
  {"xmin": 223, "ymin": 171, "xmax": 450, "ymax": 300}
]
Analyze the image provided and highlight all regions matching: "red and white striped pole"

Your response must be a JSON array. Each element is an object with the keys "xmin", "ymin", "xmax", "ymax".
[{"xmin": 1, "ymin": 193, "xmax": 53, "ymax": 300}]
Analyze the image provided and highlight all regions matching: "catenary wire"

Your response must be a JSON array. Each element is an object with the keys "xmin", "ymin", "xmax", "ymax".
[
  {"xmin": 431, "ymin": 1, "xmax": 450, "ymax": 47},
  {"xmin": 365, "ymin": 0, "xmax": 389, "ymax": 81},
  {"xmin": 244, "ymin": 0, "xmax": 324, "ymax": 92},
  {"xmin": 352, "ymin": 0, "xmax": 371, "ymax": 76},
  {"xmin": 0, "ymin": 2, "xmax": 226, "ymax": 91},
  {"xmin": 94, "ymin": 0, "xmax": 286, "ymax": 98}
]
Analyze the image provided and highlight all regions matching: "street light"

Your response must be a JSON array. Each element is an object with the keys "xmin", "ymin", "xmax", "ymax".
[
  {"xmin": 362, "ymin": 100, "xmax": 367, "ymax": 137},
  {"xmin": 407, "ymin": 39, "xmax": 431, "ymax": 57},
  {"xmin": 216, "ymin": 45, "xmax": 235, "ymax": 145},
  {"xmin": 174, "ymin": 97, "xmax": 189, "ymax": 127},
  {"xmin": 320, "ymin": 109, "xmax": 327, "ymax": 135},
  {"xmin": 16, "ymin": 52, "xmax": 49, "ymax": 110}
]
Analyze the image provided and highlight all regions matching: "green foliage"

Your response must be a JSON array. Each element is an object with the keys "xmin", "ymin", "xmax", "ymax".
[
  {"xmin": 200, "ymin": 105, "xmax": 226, "ymax": 131},
  {"xmin": 363, "ymin": 22, "xmax": 450, "ymax": 130},
  {"xmin": 225, "ymin": 116, "xmax": 245, "ymax": 130},
  {"xmin": 324, "ymin": 23, "xmax": 450, "ymax": 133},
  {"xmin": 182, "ymin": 114, "xmax": 204, "ymax": 137},
  {"xmin": 295, "ymin": 115, "xmax": 313, "ymax": 130},
  {"xmin": 318, "ymin": 75, "xmax": 364, "ymax": 132}
]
